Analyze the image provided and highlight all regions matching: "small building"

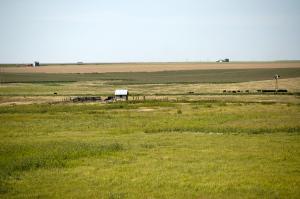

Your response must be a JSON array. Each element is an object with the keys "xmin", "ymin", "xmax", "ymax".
[{"xmin": 114, "ymin": 89, "xmax": 128, "ymax": 101}]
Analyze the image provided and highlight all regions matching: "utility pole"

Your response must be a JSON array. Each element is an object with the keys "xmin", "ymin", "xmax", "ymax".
[{"xmin": 274, "ymin": 74, "xmax": 280, "ymax": 93}]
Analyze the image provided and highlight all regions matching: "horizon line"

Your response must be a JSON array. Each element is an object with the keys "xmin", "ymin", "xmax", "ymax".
[{"xmin": 1, "ymin": 60, "xmax": 300, "ymax": 65}]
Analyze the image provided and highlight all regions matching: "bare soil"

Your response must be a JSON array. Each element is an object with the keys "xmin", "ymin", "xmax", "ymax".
[{"xmin": 2, "ymin": 62, "xmax": 300, "ymax": 74}]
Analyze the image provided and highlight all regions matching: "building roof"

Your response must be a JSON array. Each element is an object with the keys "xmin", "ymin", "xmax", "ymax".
[{"xmin": 115, "ymin": 89, "xmax": 128, "ymax": 96}]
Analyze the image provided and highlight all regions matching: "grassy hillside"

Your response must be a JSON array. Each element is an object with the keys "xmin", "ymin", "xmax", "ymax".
[
  {"xmin": 1, "ymin": 68, "xmax": 300, "ymax": 84},
  {"xmin": 0, "ymin": 101, "xmax": 299, "ymax": 198}
]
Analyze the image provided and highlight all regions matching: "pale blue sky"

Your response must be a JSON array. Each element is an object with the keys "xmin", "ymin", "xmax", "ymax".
[{"xmin": 0, "ymin": 0, "xmax": 299, "ymax": 63}]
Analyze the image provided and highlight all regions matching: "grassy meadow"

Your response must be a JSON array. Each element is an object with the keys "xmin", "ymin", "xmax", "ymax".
[
  {"xmin": 0, "ymin": 101, "xmax": 300, "ymax": 198},
  {"xmin": 1, "ymin": 76, "xmax": 300, "ymax": 105},
  {"xmin": 1, "ymin": 64, "xmax": 300, "ymax": 198},
  {"xmin": 1, "ymin": 78, "xmax": 300, "ymax": 96}
]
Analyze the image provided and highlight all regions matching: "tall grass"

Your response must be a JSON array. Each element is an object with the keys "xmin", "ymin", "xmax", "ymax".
[
  {"xmin": 144, "ymin": 126, "xmax": 300, "ymax": 134},
  {"xmin": 0, "ymin": 142, "xmax": 123, "ymax": 176},
  {"xmin": 0, "ymin": 102, "xmax": 299, "ymax": 198}
]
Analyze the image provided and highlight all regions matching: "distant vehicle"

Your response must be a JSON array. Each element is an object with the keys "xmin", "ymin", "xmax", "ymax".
[
  {"xmin": 33, "ymin": 61, "xmax": 40, "ymax": 67},
  {"xmin": 216, "ymin": 58, "xmax": 229, "ymax": 63}
]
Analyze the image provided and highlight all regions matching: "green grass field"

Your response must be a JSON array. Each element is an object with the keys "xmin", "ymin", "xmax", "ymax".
[
  {"xmin": 1, "ymin": 68, "xmax": 300, "ymax": 84},
  {"xmin": 1, "ymin": 65, "xmax": 300, "ymax": 198},
  {"xmin": 1, "ymin": 101, "xmax": 300, "ymax": 198}
]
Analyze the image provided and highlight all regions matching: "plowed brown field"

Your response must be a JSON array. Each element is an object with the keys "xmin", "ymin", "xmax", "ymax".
[{"xmin": 2, "ymin": 62, "xmax": 300, "ymax": 74}]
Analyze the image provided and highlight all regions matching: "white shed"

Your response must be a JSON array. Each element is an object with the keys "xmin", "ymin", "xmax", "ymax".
[{"xmin": 114, "ymin": 89, "xmax": 128, "ymax": 100}]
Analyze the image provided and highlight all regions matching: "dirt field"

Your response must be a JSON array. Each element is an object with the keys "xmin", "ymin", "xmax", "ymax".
[{"xmin": 2, "ymin": 62, "xmax": 300, "ymax": 74}]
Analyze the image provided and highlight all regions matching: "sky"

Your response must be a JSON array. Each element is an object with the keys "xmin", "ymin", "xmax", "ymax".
[{"xmin": 0, "ymin": 0, "xmax": 299, "ymax": 63}]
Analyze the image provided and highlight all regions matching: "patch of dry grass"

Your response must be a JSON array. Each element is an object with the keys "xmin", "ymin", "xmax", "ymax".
[{"xmin": 1, "ymin": 77, "xmax": 300, "ymax": 105}]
